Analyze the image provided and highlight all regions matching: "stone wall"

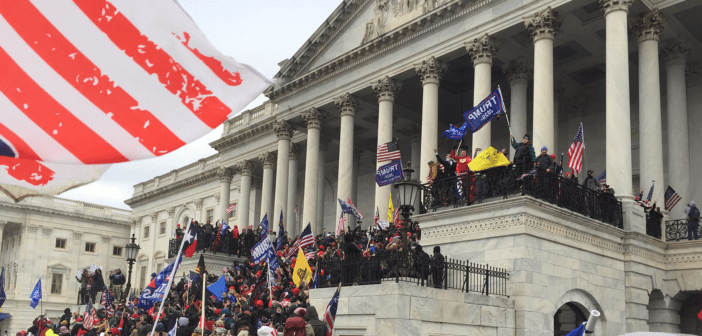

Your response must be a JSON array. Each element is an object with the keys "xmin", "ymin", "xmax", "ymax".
[{"xmin": 309, "ymin": 282, "xmax": 515, "ymax": 336}]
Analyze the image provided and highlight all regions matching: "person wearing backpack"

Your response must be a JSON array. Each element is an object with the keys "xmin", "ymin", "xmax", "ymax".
[
  {"xmin": 686, "ymin": 201, "xmax": 699, "ymax": 240},
  {"xmin": 283, "ymin": 308, "xmax": 310, "ymax": 336}
]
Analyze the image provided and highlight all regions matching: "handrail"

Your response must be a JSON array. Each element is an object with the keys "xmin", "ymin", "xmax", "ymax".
[{"xmin": 665, "ymin": 218, "xmax": 700, "ymax": 241}]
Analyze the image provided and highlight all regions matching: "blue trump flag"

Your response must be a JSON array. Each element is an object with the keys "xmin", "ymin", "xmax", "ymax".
[
  {"xmin": 138, "ymin": 254, "xmax": 181, "ymax": 309},
  {"xmin": 206, "ymin": 274, "xmax": 228, "ymax": 301},
  {"xmin": 29, "ymin": 279, "xmax": 42, "ymax": 308},
  {"xmin": 375, "ymin": 160, "xmax": 404, "ymax": 187},
  {"xmin": 442, "ymin": 87, "xmax": 506, "ymax": 140},
  {"xmin": 220, "ymin": 220, "xmax": 229, "ymax": 236},
  {"xmin": 276, "ymin": 211, "xmax": 284, "ymax": 250},
  {"xmin": 259, "ymin": 214, "xmax": 269, "ymax": 240}
]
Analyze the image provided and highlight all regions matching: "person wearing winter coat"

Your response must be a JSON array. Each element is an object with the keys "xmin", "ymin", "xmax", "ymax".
[
  {"xmin": 510, "ymin": 134, "xmax": 536, "ymax": 173},
  {"xmin": 302, "ymin": 307, "xmax": 326, "ymax": 336}
]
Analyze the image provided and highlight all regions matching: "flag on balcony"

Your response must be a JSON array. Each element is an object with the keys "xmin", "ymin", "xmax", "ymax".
[
  {"xmin": 293, "ymin": 248, "xmax": 312, "ymax": 287},
  {"xmin": 0, "ymin": 0, "xmax": 270, "ymax": 202},
  {"xmin": 597, "ymin": 169, "xmax": 606, "ymax": 185},
  {"xmin": 285, "ymin": 223, "xmax": 314, "ymax": 260},
  {"xmin": 29, "ymin": 279, "xmax": 41, "ymax": 308},
  {"xmin": 441, "ymin": 87, "xmax": 506, "ymax": 139},
  {"xmin": 377, "ymin": 141, "xmax": 401, "ymax": 163},
  {"xmin": 564, "ymin": 322, "xmax": 586, "ymax": 336},
  {"xmin": 567, "ymin": 123, "xmax": 585, "ymax": 174},
  {"xmin": 644, "ymin": 182, "xmax": 655, "ymax": 207},
  {"xmin": 220, "ymin": 220, "xmax": 229, "ymax": 236},
  {"xmin": 338, "ymin": 199, "xmax": 351, "ymax": 216},
  {"xmin": 182, "ymin": 222, "xmax": 197, "ymax": 258},
  {"xmin": 665, "ymin": 186, "xmax": 681, "ymax": 211},
  {"xmin": 467, "ymin": 147, "xmax": 510, "ymax": 172},
  {"xmin": 336, "ymin": 215, "xmax": 345, "ymax": 236},
  {"xmin": 259, "ymin": 214, "xmax": 269, "ymax": 240}
]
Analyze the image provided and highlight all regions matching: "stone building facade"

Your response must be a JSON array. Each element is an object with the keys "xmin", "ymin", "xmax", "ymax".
[
  {"xmin": 0, "ymin": 193, "xmax": 131, "ymax": 334},
  {"xmin": 125, "ymin": 0, "xmax": 702, "ymax": 335}
]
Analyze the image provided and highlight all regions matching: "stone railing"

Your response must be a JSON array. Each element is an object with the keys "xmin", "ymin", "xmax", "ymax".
[
  {"xmin": 37, "ymin": 196, "xmax": 132, "ymax": 217},
  {"xmin": 136, "ymin": 153, "xmax": 220, "ymax": 195}
]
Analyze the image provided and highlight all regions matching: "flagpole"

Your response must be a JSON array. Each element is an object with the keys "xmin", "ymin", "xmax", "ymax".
[
  {"xmin": 149, "ymin": 220, "xmax": 191, "ymax": 336},
  {"xmin": 200, "ymin": 267, "xmax": 206, "ymax": 330},
  {"xmin": 267, "ymin": 261, "xmax": 272, "ymax": 295}
]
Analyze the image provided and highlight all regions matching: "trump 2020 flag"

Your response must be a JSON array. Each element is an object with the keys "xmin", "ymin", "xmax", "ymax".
[
  {"xmin": 0, "ymin": 0, "xmax": 270, "ymax": 201},
  {"xmin": 442, "ymin": 87, "xmax": 506, "ymax": 139},
  {"xmin": 29, "ymin": 279, "xmax": 42, "ymax": 308}
]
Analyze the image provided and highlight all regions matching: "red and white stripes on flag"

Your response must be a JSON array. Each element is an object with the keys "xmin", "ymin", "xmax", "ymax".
[
  {"xmin": 225, "ymin": 204, "xmax": 235, "ymax": 214},
  {"xmin": 665, "ymin": 186, "xmax": 682, "ymax": 211},
  {"xmin": 376, "ymin": 141, "xmax": 401, "ymax": 163},
  {"xmin": 567, "ymin": 123, "xmax": 585, "ymax": 174},
  {"xmin": 0, "ymin": 0, "xmax": 270, "ymax": 201}
]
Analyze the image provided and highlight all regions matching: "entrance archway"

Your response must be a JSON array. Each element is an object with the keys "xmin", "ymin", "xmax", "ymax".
[
  {"xmin": 554, "ymin": 302, "xmax": 588, "ymax": 336},
  {"xmin": 679, "ymin": 293, "xmax": 702, "ymax": 335}
]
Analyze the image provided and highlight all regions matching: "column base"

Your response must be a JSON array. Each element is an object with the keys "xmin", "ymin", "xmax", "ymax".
[{"xmin": 621, "ymin": 199, "xmax": 646, "ymax": 234}]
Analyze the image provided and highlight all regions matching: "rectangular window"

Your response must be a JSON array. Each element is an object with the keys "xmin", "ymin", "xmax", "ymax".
[
  {"xmin": 206, "ymin": 209, "xmax": 214, "ymax": 223},
  {"xmin": 139, "ymin": 266, "xmax": 147, "ymax": 288},
  {"xmin": 143, "ymin": 226, "xmax": 150, "ymax": 239},
  {"xmin": 51, "ymin": 273, "xmax": 63, "ymax": 294},
  {"xmin": 85, "ymin": 242, "xmax": 96, "ymax": 253},
  {"xmin": 230, "ymin": 203, "xmax": 237, "ymax": 218},
  {"xmin": 55, "ymin": 238, "xmax": 67, "ymax": 249},
  {"xmin": 113, "ymin": 246, "xmax": 123, "ymax": 256},
  {"xmin": 159, "ymin": 222, "xmax": 166, "ymax": 235},
  {"xmin": 156, "ymin": 263, "xmax": 164, "ymax": 273}
]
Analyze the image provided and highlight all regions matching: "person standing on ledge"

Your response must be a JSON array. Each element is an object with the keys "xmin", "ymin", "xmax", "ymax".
[
  {"xmin": 686, "ymin": 201, "xmax": 699, "ymax": 240},
  {"xmin": 535, "ymin": 147, "xmax": 553, "ymax": 173},
  {"xmin": 510, "ymin": 134, "xmax": 535, "ymax": 174}
]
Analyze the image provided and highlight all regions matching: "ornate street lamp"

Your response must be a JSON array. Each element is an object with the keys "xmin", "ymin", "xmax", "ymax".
[
  {"xmin": 123, "ymin": 234, "xmax": 140, "ymax": 301},
  {"xmin": 393, "ymin": 162, "xmax": 422, "ymax": 251}
]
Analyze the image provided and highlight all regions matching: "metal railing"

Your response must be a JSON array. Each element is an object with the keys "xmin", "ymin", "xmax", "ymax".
[
  {"xmin": 77, "ymin": 287, "xmax": 142, "ymax": 305},
  {"xmin": 422, "ymin": 165, "xmax": 623, "ymax": 228},
  {"xmin": 666, "ymin": 219, "xmax": 701, "ymax": 241},
  {"xmin": 315, "ymin": 251, "xmax": 509, "ymax": 296},
  {"xmin": 168, "ymin": 233, "xmax": 248, "ymax": 258}
]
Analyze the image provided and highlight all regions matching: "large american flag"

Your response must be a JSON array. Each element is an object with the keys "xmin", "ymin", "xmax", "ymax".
[
  {"xmin": 0, "ymin": 0, "xmax": 269, "ymax": 201},
  {"xmin": 377, "ymin": 141, "xmax": 401, "ymax": 163},
  {"xmin": 567, "ymin": 123, "xmax": 585, "ymax": 174},
  {"xmin": 644, "ymin": 182, "xmax": 655, "ymax": 207},
  {"xmin": 83, "ymin": 301, "xmax": 96, "ymax": 329},
  {"xmin": 285, "ymin": 223, "xmax": 314, "ymax": 260},
  {"xmin": 597, "ymin": 170, "xmax": 606, "ymax": 185},
  {"xmin": 664, "ymin": 186, "xmax": 681, "ymax": 211},
  {"xmin": 323, "ymin": 285, "xmax": 341, "ymax": 336}
]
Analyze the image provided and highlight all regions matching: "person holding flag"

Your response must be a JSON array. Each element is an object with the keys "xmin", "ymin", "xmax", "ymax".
[
  {"xmin": 277, "ymin": 211, "xmax": 285, "ymax": 251},
  {"xmin": 510, "ymin": 133, "xmax": 536, "ymax": 174},
  {"xmin": 322, "ymin": 284, "xmax": 341, "ymax": 336}
]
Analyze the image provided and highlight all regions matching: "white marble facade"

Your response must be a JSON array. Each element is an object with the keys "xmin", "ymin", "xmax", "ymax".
[{"xmin": 0, "ymin": 193, "xmax": 131, "ymax": 334}]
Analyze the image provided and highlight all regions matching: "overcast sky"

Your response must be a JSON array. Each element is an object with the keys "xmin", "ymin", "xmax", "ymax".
[{"xmin": 58, "ymin": 0, "xmax": 341, "ymax": 210}]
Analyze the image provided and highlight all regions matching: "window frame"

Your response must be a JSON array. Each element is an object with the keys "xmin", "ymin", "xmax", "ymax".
[
  {"xmin": 84, "ymin": 242, "xmax": 97, "ymax": 254},
  {"xmin": 55, "ymin": 238, "xmax": 67, "ymax": 250},
  {"xmin": 206, "ymin": 208, "xmax": 214, "ymax": 223},
  {"xmin": 159, "ymin": 221, "xmax": 167, "ymax": 236},
  {"xmin": 112, "ymin": 246, "xmax": 123, "ymax": 257},
  {"xmin": 50, "ymin": 272, "xmax": 63, "ymax": 294},
  {"xmin": 143, "ymin": 226, "xmax": 150, "ymax": 240}
]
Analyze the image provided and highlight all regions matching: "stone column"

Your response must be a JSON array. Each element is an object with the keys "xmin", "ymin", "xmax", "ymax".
[
  {"xmin": 0, "ymin": 220, "xmax": 5, "ymax": 250},
  {"xmin": 301, "ymin": 108, "xmax": 326, "ymax": 232},
  {"xmin": 525, "ymin": 7, "xmax": 561, "ymax": 153},
  {"xmin": 287, "ymin": 143, "xmax": 301, "ymax": 236},
  {"xmin": 415, "ymin": 57, "xmax": 447, "ymax": 184},
  {"xmin": 317, "ymin": 136, "xmax": 330, "ymax": 234},
  {"xmin": 631, "ymin": 10, "xmax": 666, "ymax": 208},
  {"xmin": 602, "ymin": 0, "xmax": 634, "ymax": 201},
  {"xmin": 250, "ymin": 176, "xmax": 262, "ymax": 226},
  {"xmin": 334, "ymin": 93, "xmax": 360, "ymax": 223},
  {"xmin": 218, "ymin": 168, "xmax": 233, "ymax": 222},
  {"xmin": 371, "ymin": 76, "xmax": 402, "ymax": 219},
  {"xmin": 662, "ymin": 41, "xmax": 691, "ymax": 206},
  {"xmin": 273, "ymin": 120, "xmax": 294, "ymax": 224},
  {"xmin": 407, "ymin": 125, "xmax": 422, "ymax": 213},
  {"xmin": 351, "ymin": 149, "xmax": 363, "ymax": 214},
  {"xmin": 503, "ymin": 60, "xmax": 531, "ymax": 160},
  {"xmin": 466, "ymin": 34, "xmax": 498, "ymax": 154},
  {"xmin": 258, "ymin": 151, "xmax": 276, "ymax": 225},
  {"xmin": 236, "ymin": 160, "xmax": 253, "ymax": 229},
  {"xmin": 554, "ymin": 83, "xmax": 566, "ymax": 155}
]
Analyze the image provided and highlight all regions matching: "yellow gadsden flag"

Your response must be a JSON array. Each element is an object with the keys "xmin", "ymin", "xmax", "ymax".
[
  {"xmin": 468, "ymin": 146, "xmax": 511, "ymax": 172},
  {"xmin": 387, "ymin": 196, "xmax": 395, "ymax": 222},
  {"xmin": 293, "ymin": 248, "xmax": 312, "ymax": 287}
]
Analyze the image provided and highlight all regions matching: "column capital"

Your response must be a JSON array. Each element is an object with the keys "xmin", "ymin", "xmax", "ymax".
[
  {"xmin": 414, "ymin": 56, "xmax": 447, "ymax": 86},
  {"xmin": 167, "ymin": 206, "xmax": 175, "ymax": 218},
  {"xmin": 258, "ymin": 152, "xmax": 277, "ymax": 169},
  {"xmin": 273, "ymin": 120, "xmax": 294, "ymax": 140},
  {"xmin": 194, "ymin": 198, "xmax": 204, "ymax": 210},
  {"xmin": 214, "ymin": 192, "xmax": 221, "ymax": 205},
  {"xmin": 630, "ymin": 9, "xmax": 666, "ymax": 43},
  {"xmin": 218, "ymin": 167, "xmax": 234, "ymax": 182},
  {"xmin": 250, "ymin": 175, "xmax": 260, "ymax": 189},
  {"xmin": 73, "ymin": 230, "xmax": 83, "ymax": 239},
  {"xmin": 661, "ymin": 40, "xmax": 690, "ymax": 67},
  {"xmin": 289, "ymin": 142, "xmax": 302, "ymax": 160},
  {"xmin": 524, "ymin": 7, "xmax": 562, "ymax": 42},
  {"xmin": 466, "ymin": 33, "xmax": 499, "ymax": 66},
  {"xmin": 235, "ymin": 160, "xmax": 253, "ymax": 176},
  {"xmin": 319, "ymin": 135, "xmax": 332, "ymax": 152},
  {"xmin": 503, "ymin": 59, "xmax": 532, "ymax": 85},
  {"xmin": 598, "ymin": 0, "xmax": 633, "ymax": 15},
  {"xmin": 0, "ymin": 220, "xmax": 6, "ymax": 230},
  {"xmin": 149, "ymin": 212, "xmax": 158, "ymax": 222},
  {"xmin": 371, "ymin": 76, "xmax": 402, "ymax": 102},
  {"xmin": 301, "ymin": 108, "xmax": 327, "ymax": 129},
  {"xmin": 334, "ymin": 93, "xmax": 361, "ymax": 117}
]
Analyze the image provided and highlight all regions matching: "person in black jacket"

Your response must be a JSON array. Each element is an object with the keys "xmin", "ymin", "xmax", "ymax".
[
  {"xmin": 434, "ymin": 149, "xmax": 456, "ymax": 179},
  {"xmin": 304, "ymin": 306, "xmax": 327, "ymax": 336},
  {"xmin": 203, "ymin": 220, "xmax": 214, "ymax": 248},
  {"xmin": 431, "ymin": 246, "xmax": 444, "ymax": 289},
  {"xmin": 646, "ymin": 204, "xmax": 663, "ymax": 239}
]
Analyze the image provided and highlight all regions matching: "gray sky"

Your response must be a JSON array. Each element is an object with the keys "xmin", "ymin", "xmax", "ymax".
[{"xmin": 59, "ymin": 0, "xmax": 341, "ymax": 209}]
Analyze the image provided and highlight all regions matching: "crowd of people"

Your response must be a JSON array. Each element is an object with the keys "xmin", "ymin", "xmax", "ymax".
[{"xmin": 20, "ymin": 218, "xmax": 441, "ymax": 336}]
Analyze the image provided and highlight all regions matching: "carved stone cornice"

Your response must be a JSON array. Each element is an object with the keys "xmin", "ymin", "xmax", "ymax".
[
  {"xmin": 73, "ymin": 231, "xmax": 83, "ymax": 239},
  {"xmin": 102, "ymin": 235, "xmax": 111, "ymax": 243},
  {"xmin": 289, "ymin": 143, "xmax": 302, "ymax": 160},
  {"xmin": 598, "ymin": 0, "xmax": 633, "ymax": 15},
  {"xmin": 259, "ymin": 152, "xmax": 277, "ymax": 169},
  {"xmin": 667, "ymin": 252, "xmax": 702, "ymax": 264},
  {"xmin": 503, "ymin": 59, "xmax": 532, "ymax": 85},
  {"xmin": 524, "ymin": 7, "xmax": 562, "ymax": 42},
  {"xmin": 273, "ymin": 120, "xmax": 294, "ymax": 140},
  {"xmin": 265, "ymin": 0, "xmax": 498, "ymax": 102},
  {"xmin": 629, "ymin": 9, "xmax": 666, "ymax": 43},
  {"xmin": 623, "ymin": 245, "xmax": 665, "ymax": 264},
  {"xmin": 415, "ymin": 56, "xmax": 447, "ymax": 86},
  {"xmin": 167, "ymin": 207, "xmax": 175, "ymax": 218},
  {"xmin": 149, "ymin": 212, "xmax": 158, "ymax": 222},
  {"xmin": 42, "ymin": 227, "xmax": 53, "ymax": 236},
  {"xmin": 0, "ymin": 202, "xmax": 130, "ymax": 227},
  {"xmin": 301, "ymin": 108, "xmax": 327, "ymax": 130},
  {"xmin": 219, "ymin": 167, "xmax": 234, "ymax": 182},
  {"xmin": 0, "ymin": 220, "xmax": 6, "ymax": 230},
  {"xmin": 25, "ymin": 224, "xmax": 38, "ymax": 233},
  {"xmin": 661, "ymin": 40, "xmax": 690, "ymax": 66},
  {"xmin": 334, "ymin": 93, "xmax": 360, "ymax": 117},
  {"xmin": 466, "ymin": 33, "xmax": 498, "ymax": 66},
  {"xmin": 371, "ymin": 76, "xmax": 402, "ymax": 102},
  {"xmin": 235, "ymin": 160, "xmax": 254, "ymax": 176},
  {"xmin": 194, "ymin": 198, "xmax": 204, "ymax": 211},
  {"xmin": 124, "ymin": 168, "xmax": 219, "ymax": 207},
  {"xmin": 210, "ymin": 119, "xmax": 275, "ymax": 152}
]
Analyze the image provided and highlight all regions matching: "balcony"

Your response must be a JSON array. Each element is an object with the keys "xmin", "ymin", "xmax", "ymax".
[
  {"xmin": 665, "ymin": 219, "xmax": 701, "ymax": 242},
  {"xmin": 421, "ymin": 165, "xmax": 623, "ymax": 228}
]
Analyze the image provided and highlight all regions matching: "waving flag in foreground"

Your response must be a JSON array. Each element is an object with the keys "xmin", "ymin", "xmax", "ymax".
[
  {"xmin": 665, "ymin": 186, "xmax": 681, "ymax": 211},
  {"xmin": 442, "ymin": 87, "xmax": 506, "ymax": 139},
  {"xmin": 0, "ymin": 0, "xmax": 270, "ymax": 201},
  {"xmin": 567, "ymin": 123, "xmax": 585, "ymax": 175},
  {"xmin": 323, "ymin": 284, "xmax": 341, "ymax": 336},
  {"xmin": 29, "ymin": 279, "xmax": 41, "ymax": 308},
  {"xmin": 182, "ymin": 222, "xmax": 197, "ymax": 258},
  {"xmin": 285, "ymin": 223, "xmax": 314, "ymax": 260}
]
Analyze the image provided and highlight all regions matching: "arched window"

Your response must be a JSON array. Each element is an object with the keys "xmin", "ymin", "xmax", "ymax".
[{"xmin": 554, "ymin": 302, "xmax": 588, "ymax": 336}]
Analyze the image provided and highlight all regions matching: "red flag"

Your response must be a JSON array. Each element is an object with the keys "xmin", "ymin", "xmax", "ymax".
[{"xmin": 697, "ymin": 307, "xmax": 702, "ymax": 321}]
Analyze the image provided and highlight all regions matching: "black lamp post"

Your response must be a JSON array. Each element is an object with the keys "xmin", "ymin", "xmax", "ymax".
[
  {"xmin": 123, "ymin": 233, "xmax": 140, "ymax": 301},
  {"xmin": 393, "ymin": 162, "xmax": 422, "ymax": 251}
]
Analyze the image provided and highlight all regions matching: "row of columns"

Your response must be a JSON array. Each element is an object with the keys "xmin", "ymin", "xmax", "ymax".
[{"xmin": 218, "ymin": 3, "xmax": 693, "ymax": 235}]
